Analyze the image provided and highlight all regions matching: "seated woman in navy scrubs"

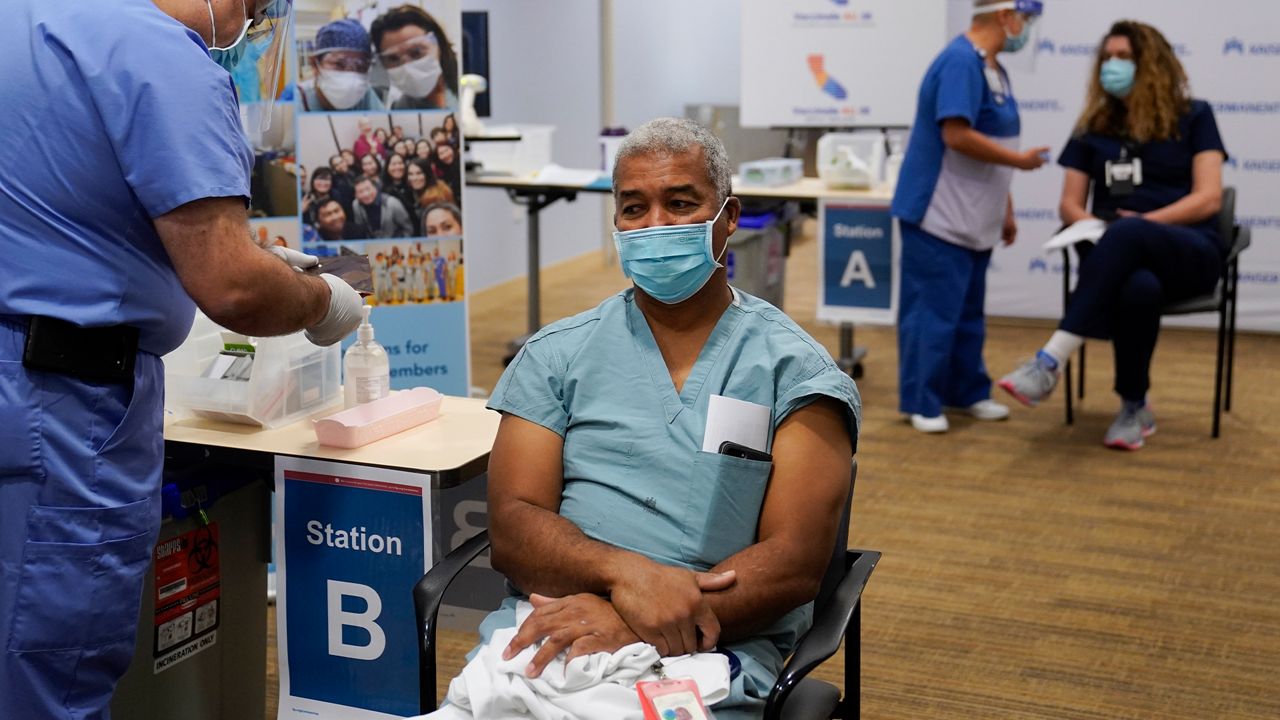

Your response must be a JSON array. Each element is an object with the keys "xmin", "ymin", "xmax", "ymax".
[{"xmin": 998, "ymin": 20, "xmax": 1228, "ymax": 450}]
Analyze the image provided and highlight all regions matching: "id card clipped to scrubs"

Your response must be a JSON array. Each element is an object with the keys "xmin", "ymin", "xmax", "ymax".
[
  {"xmin": 1105, "ymin": 142, "xmax": 1143, "ymax": 197},
  {"xmin": 638, "ymin": 664, "xmax": 714, "ymax": 720}
]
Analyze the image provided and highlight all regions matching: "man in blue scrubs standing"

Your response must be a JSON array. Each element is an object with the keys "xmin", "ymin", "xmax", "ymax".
[
  {"xmin": 891, "ymin": 0, "xmax": 1051, "ymax": 434},
  {"xmin": 0, "ymin": 1, "xmax": 363, "ymax": 716}
]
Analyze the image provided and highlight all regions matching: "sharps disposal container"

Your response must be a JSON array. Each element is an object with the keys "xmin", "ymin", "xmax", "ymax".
[
  {"xmin": 110, "ymin": 460, "xmax": 270, "ymax": 720},
  {"xmin": 726, "ymin": 210, "xmax": 788, "ymax": 309}
]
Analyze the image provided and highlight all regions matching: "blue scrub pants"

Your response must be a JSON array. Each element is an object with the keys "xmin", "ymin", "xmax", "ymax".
[
  {"xmin": 1062, "ymin": 217, "xmax": 1223, "ymax": 402},
  {"xmin": 897, "ymin": 222, "xmax": 993, "ymax": 417},
  {"xmin": 0, "ymin": 317, "xmax": 164, "ymax": 719}
]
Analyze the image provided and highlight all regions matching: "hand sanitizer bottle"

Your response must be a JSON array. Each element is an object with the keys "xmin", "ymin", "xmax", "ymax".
[{"xmin": 343, "ymin": 305, "xmax": 390, "ymax": 408}]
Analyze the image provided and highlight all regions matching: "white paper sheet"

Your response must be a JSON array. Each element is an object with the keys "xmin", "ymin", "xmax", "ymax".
[
  {"xmin": 533, "ymin": 164, "xmax": 608, "ymax": 187},
  {"xmin": 1043, "ymin": 218, "xmax": 1107, "ymax": 252},
  {"xmin": 701, "ymin": 395, "xmax": 771, "ymax": 453}
]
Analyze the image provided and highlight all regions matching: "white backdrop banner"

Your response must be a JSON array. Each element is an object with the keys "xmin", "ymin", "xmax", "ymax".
[
  {"xmin": 971, "ymin": 0, "xmax": 1280, "ymax": 332},
  {"xmin": 740, "ymin": 0, "xmax": 948, "ymax": 128}
]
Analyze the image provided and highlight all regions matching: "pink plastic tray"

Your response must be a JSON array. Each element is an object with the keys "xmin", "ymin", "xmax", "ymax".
[{"xmin": 314, "ymin": 387, "xmax": 444, "ymax": 448}]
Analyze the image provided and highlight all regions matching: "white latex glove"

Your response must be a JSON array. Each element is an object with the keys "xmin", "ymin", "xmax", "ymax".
[
  {"xmin": 306, "ymin": 273, "xmax": 364, "ymax": 346},
  {"xmin": 267, "ymin": 246, "xmax": 320, "ymax": 271}
]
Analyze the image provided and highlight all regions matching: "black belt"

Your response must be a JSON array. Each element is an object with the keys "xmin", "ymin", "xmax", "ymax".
[{"xmin": 21, "ymin": 315, "xmax": 139, "ymax": 384}]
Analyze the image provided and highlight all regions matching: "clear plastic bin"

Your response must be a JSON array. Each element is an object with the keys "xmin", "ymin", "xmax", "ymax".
[
  {"xmin": 165, "ymin": 315, "xmax": 341, "ymax": 428},
  {"xmin": 739, "ymin": 158, "xmax": 803, "ymax": 187},
  {"xmin": 467, "ymin": 124, "xmax": 555, "ymax": 177}
]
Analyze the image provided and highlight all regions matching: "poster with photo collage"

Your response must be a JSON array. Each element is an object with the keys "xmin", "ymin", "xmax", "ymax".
[{"xmin": 247, "ymin": 0, "xmax": 468, "ymax": 398}]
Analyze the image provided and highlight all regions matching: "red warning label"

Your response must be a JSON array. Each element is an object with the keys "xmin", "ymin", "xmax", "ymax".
[{"xmin": 152, "ymin": 523, "xmax": 221, "ymax": 672}]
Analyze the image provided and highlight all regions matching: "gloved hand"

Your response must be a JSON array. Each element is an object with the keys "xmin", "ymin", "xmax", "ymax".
[
  {"xmin": 267, "ymin": 246, "xmax": 320, "ymax": 271},
  {"xmin": 306, "ymin": 273, "xmax": 364, "ymax": 346}
]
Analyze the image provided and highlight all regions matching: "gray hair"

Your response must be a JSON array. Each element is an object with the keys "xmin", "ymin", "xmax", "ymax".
[{"xmin": 612, "ymin": 117, "xmax": 733, "ymax": 204}]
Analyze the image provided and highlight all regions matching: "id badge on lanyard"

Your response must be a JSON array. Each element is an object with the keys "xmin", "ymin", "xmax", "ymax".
[
  {"xmin": 983, "ymin": 66, "xmax": 1008, "ymax": 105},
  {"xmin": 1105, "ymin": 142, "xmax": 1143, "ymax": 197}
]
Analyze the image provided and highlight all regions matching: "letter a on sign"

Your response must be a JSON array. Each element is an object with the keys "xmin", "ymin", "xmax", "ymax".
[
  {"xmin": 327, "ymin": 579, "xmax": 387, "ymax": 661},
  {"xmin": 840, "ymin": 250, "xmax": 876, "ymax": 289}
]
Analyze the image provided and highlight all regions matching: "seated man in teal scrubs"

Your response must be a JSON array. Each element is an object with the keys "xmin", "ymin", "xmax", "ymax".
[{"xmin": 478, "ymin": 117, "xmax": 861, "ymax": 718}]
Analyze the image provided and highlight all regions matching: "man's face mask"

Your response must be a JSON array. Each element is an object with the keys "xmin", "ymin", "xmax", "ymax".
[
  {"xmin": 207, "ymin": 0, "xmax": 252, "ymax": 70},
  {"xmin": 613, "ymin": 198, "xmax": 730, "ymax": 305},
  {"xmin": 381, "ymin": 33, "xmax": 443, "ymax": 99}
]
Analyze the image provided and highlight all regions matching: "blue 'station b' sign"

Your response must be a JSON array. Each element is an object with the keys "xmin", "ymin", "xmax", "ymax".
[
  {"xmin": 818, "ymin": 201, "xmax": 898, "ymax": 325},
  {"xmin": 275, "ymin": 459, "xmax": 433, "ymax": 719}
]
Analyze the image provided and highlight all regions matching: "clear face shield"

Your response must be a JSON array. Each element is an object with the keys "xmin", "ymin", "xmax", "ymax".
[
  {"xmin": 242, "ymin": 0, "xmax": 293, "ymax": 133},
  {"xmin": 210, "ymin": 0, "xmax": 294, "ymax": 134},
  {"xmin": 974, "ymin": 0, "xmax": 1045, "ymax": 72}
]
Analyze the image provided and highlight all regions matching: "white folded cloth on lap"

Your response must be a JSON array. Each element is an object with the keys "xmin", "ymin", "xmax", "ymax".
[{"xmin": 417, "ymin": 600, "xmax": 731, "ymax": 720}]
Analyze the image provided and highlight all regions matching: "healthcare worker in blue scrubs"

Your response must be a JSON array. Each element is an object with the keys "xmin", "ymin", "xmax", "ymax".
[
  {"xmin": 0, "ymin": 1, "xmax": 363, "ymax": 716},
  {"xmin": 891, "ymin": 0, "xmax": 1051, "ymax": 434}
]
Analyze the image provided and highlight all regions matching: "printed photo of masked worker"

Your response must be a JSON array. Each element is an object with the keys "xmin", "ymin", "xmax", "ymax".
[
  {"xmin": 299, "ymin": 18, "xmax": 386, "ymax": 112},
  {"xmin": 371, "ymin": 4, "xmax": 460, "ymax": 110}
]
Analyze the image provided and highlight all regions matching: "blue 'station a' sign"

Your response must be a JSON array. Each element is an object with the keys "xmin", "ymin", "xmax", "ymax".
[
  {"xmin": 818, "ymin": 202, "xmax": 898, "ymax": 325},
  {"xmin": 276, "ymin": 460, "xmax": 432, "ymax": 718}
]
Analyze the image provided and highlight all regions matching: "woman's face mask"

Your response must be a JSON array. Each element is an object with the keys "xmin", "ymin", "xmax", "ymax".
[
  {"xmin": 613, "ymin": 199, "xmax": 731, "ymax": 305},
  {"xmin": 381, "ymin": 33, "xmax": 443, "ymax": 99},
  {"xmin": 316, "ymin": 69, "xmax": 369, "ymax": 110},
  {"xmin": 1100, "ymin": 58, "xmax": 1137, "ymax": 98}
]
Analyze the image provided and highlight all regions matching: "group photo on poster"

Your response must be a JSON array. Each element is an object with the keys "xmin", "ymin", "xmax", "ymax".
[
  {"xmin": 364, "ymin": 238, "xmax": 464, "ymax": 306},
  {"xmin": 296, "ymin": 0, "xmax": 461, "ymax": 112},
  {"xmin": 298, "ymin": 111, "xmax": 462, "ymax": 242}
]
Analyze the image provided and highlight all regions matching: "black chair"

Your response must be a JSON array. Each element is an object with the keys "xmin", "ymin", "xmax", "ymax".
[
  {"xmin": 1060, "ymin": 186, "xmax": 1251, "ymax": 438},
  {"xmin": 414, "ymin": 461, "xmax": 880, "ymax": 719}
]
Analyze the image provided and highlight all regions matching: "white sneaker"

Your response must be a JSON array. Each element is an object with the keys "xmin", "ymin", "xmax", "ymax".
[
  {"xmin": 964, "ymin": 399, "xmax": 1010, "ymax": 421},
  {"xmin": 909, "ymin": 414, "xmax": 949, "ymax": 433}
]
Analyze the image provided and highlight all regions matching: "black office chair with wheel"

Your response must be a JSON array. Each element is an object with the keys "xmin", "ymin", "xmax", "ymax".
[
  {"xmin": 413, "ymin": 461, "xmax": 880, "ymax": 719},
  {"xmin": 1059, "ymin": 186, "xmax": 1250, "ymax": 438}
]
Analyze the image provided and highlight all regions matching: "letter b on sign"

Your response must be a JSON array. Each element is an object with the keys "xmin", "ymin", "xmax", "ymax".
[{"xmin": 327, "ymin": 580, "xmax": 386, "ymax": 661}]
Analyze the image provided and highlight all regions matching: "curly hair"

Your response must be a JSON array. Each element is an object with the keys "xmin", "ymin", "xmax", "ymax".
[{"xmin": 1075, "ymin": 21, "xmax": 1191, "ymax": 143}]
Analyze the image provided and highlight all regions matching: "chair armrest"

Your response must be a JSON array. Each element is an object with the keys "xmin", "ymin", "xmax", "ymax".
[
  {"xmin": 765, "ymin": 549, "xmax": 880, "ymax": 718},
  {"xmin": 1227, "ymin": 225, "xmax": 1251, "ymax": 265},
  {"xmin": 415, "ymin": 529, "xmax": 491, "ymax": 713}
]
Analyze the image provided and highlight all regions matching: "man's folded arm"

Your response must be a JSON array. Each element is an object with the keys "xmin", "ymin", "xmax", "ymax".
[
  {"xmin": 487, "ymin": 413, "xmax": 640, "ymax": 597},
  {"xmin": 703, "ymin": 397, "xmax": 854, "ymax": 642}
]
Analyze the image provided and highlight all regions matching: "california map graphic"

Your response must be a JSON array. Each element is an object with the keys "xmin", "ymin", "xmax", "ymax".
[{"xmin": 807, "ymin": 54, "xmax": 847, "ymax": 100}]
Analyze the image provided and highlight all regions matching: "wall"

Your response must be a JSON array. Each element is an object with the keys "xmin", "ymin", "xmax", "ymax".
[
  {"xmin": 609, "ymin": 0, "xmax": 742, "ymax": 129},
  {"xmin": 459, "ymin": 0, "xmax": 604, "ymax": 292}
]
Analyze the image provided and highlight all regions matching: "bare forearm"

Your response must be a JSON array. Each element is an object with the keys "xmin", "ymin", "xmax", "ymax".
[
  {"xmin": 704, "ymin": 540, "xmax": 823, "ymax": 643},
  {"xmin": 1142, "ymin": 191, "xmax": 1220, "ymax": 226},
  {"xmin": 947, "ymin": 127, "xmax": 1022, "ymax": 167},
  {"xmin": 1060, "ymin": 201, "xmax": 1096, "ymax": 225},
  {"xmin": 490, "ymin": 501, "xmax": 651, "ymax": 598},
  {"xmin": 204, "ymin": 253, "xmax": 331, "ymax": 335}
]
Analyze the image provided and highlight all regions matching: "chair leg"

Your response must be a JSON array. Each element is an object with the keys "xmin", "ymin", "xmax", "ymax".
[
  {"xmin": 1078, "ymin": 344, "xmax": 1086, "ymax": 400},
  {"xmin": 1212, "ymin": 296, "xmax": 1227, "ymax": 439},
  {"xmin": 1226, "ymin": 265, "xmax": 1239, "ymax": 413},
  {"xmin": 1064, "ymin": 358, "xmax": 1074, "ymax": 425},
  {"xmin": 838, "ymin": 602, "xmax": 861, "ymax": 719}
]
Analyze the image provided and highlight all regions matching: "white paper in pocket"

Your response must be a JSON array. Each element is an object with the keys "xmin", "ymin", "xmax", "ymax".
[{"xmin": 701, "ymin": 395, "xmax": 771, "ymax": 453}]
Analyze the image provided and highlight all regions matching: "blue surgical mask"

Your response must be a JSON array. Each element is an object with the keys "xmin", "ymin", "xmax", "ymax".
[
  {"xmin": 1003, "ymin": 22, "xmax": 1031, "ymax": 53},
  {"xmin": 613, "ymin": 199, "xmax": 730, "ymax": 305},
  {"xmin": 1100, "ymin": 58, "xmax": 1136, "ymax": 98},
  {"xmin": 207, "ymin": 0, "xmax": 253, "ymax": 71}
]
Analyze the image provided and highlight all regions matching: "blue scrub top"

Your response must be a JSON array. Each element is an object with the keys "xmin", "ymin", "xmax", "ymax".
[
  {"xmin": 1058, "ymin": 99, "xmax": 1227, "ymax": 241},
  {"xmin": 0, "ymin": 0, "xmax": 254, "ymax": 355},
  {"xmin": 486, "ymin": 288, "xmax": 861, "ymax": 707},
  {"xmin": 893, "ymin": 35, "xmax": 1022, "ymax": 249}
]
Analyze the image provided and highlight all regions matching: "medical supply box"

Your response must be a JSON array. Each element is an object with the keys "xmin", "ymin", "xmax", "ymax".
[
  {"xmin": 165, "ymin": 313, "xmax": 341, "ymax": 428},
  {"xmin": 467, "ymin": 124, "xmax": 555, "ymax": 177},
  {"xmin": 817, "ymin": 132, "xmax": 886, "ymax": 190},
  {"xmin": 738, "ymin": 158, "xmax": 803, "ymax": 188}
]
